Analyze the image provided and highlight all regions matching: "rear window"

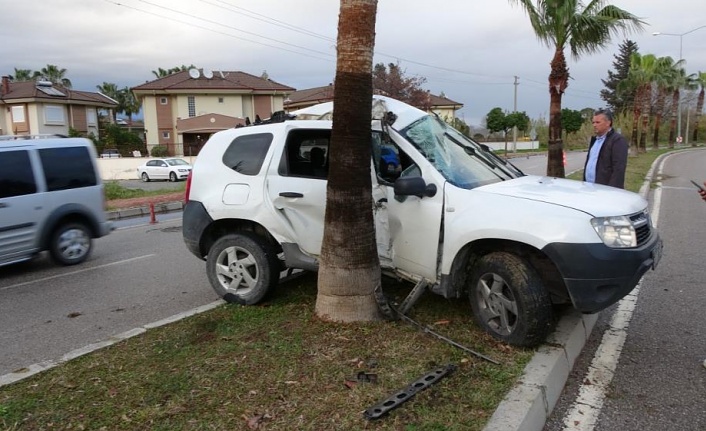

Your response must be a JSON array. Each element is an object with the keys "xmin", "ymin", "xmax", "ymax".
[
  {"xmin": 0, "ymin": 150, "xmax": 37, "ymax": 198},
  {"xmin": 222, "ymin": 133, "xmax": 273, "ymax": 176},
  {"xmin": 39, "ymin": 146, "xmax": 97, "ymax": 191}
]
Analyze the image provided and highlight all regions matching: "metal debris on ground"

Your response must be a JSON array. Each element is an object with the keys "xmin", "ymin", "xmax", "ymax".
[{"xmin": 363, "ymin": 364, "xmax": 457, "ymax": 420}]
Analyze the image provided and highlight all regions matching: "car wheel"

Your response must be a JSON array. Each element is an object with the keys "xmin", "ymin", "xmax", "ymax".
[
  {"xmin": 49, "ymin": 222, "xmax": 92, "ymax": 266},
  {"xmin": 141, "ymin": 172, "xmax": 150, "ymax": 182},
  {"xmin": 467, "ymin": 252, "xmax": 553, "ymax": 347},
  {"xmin": 206, "ymin": 233, "xmax": 280, "ymax": 305},
  {"xmin": 169, "ymin": 172, "xmax": 177, "ymax": 182}
]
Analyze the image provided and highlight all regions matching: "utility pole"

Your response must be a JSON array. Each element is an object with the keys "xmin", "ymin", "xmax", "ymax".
[{"xmin": 512, "ymin": 76, "xmax": 519, "ymax": 152}]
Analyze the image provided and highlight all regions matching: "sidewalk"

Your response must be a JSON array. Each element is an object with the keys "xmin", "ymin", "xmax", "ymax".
[{"xmin": 105, "ymin": 192, "xmax": 184, "ymax": 220}]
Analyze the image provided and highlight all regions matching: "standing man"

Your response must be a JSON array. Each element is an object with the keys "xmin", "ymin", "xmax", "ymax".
[{"xmin": 583, "ymin": 109, "xmax": 628, "ymax": 189}]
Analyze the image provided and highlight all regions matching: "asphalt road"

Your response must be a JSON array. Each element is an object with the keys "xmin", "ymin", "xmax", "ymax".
[
  {"xmin": 0, "ymin": 218, "xmax": 218, "ymax": 376},
  {"xmin": 544, "ymin": 148, "xmax": 706, "ymax": 431}
]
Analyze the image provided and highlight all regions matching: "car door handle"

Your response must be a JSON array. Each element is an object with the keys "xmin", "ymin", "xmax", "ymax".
[{"xmin": 279, "ymin": 192, "xmax": 303, "ymax": 198}]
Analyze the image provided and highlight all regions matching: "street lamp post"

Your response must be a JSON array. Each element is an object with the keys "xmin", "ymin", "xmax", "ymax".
[{"xmin": 653, "ymin": 25, "xmax": 706, "ymax": 144}]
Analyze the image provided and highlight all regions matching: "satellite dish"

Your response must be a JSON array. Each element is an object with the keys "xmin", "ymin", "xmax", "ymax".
[
  {"xmin": 203, "ymin": 68, "xmax": 213, "ymax": 79},
  {"xmin": 188, "ymin": 68, "xmax": 200, "ymax": 79}
]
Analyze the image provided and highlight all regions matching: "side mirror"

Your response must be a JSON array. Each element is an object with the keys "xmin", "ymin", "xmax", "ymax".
[{"xmin": 394, "ymin": 177, "xmax": 437, "ymax": 198}]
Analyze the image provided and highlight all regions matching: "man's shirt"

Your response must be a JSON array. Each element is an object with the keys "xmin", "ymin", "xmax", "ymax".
[{"xmin": 585, "ymin": 131, "xmax": 610, "ymax": 183}]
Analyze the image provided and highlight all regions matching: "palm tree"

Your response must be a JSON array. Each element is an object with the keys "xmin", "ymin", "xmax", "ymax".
[
  {"xmin": 121, "ymin": 87, "xmax": 142, "ymax": 124},
  {"xmin": 316, "ymin": 0, "xmax": 382, "ymax": 322},
  {"xmin": 509, "ymin": 0, "xmax": 644, "ymax": 177},
  {"xmin": 651, "ymin": 57, "xmax": 678, "ymax": 149},
  {"xmin": 10, "ymin": 68, "xmax": 34, "ymax": 82},
  {"xmin": 97, "ymin": 82, "xmax": 124, "ymax": 122},
  {"xmin": 37, "ymin": 64, "xmax": 72, "ymax": 88},
  {"xmin": 619, "ymin": 53, "xmax": 654, "ymax": 155},
  {"xmin": 666, "ymin": 67, "xmax": 696, "ymax": 147},
  {"xmin": 692, "ymin": 71, "xmax": 706, "ymax": 143}
]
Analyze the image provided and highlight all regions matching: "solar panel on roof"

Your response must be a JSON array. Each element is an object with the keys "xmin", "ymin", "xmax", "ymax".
[{"xmin": 37, "ymin": 86, "xmax": 65, "ymax": 97}]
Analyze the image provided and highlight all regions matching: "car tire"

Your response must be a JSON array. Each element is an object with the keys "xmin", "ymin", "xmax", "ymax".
[
  {"xmin": 206, "ymin": 233, "xmax": 280, "ymax": 305},
  {"xmin": 141, "ymin": 172, "xmax": 150, "ymax": 182},
  {"xmin": 49, "ymin": 222, "xmax": 92, "ymax": 266},
  {"xmin": 169, "ymin": 172, "xmax": 177, "ymax": 182},
  {"xmin": 467, "ymin": 252, "xmax": 553, "ymax": 347}
]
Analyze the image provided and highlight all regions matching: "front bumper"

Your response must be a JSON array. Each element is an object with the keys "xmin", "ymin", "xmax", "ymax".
[{"xmin": 542, "ymin": 232, "xmax": 663, "ymax": 313}]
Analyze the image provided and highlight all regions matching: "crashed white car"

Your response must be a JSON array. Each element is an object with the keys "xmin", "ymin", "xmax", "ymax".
[{"xmin": 182, "ymin": 96, "xmax": 662, "ymax": 347}]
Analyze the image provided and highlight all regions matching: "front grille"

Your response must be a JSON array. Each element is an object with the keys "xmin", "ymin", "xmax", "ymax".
[{"xmin": 630, "ymin": 211, "xmax": 651, "ymax": 246}]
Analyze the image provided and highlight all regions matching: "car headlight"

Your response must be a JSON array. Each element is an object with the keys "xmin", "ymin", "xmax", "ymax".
[
  {"xmin": 591, "ymin": 216, "xmax": 636, "ymax": 248},
  {"xmin": 178, "ymin": 169, "xmax": 189, "ymax": 172}
]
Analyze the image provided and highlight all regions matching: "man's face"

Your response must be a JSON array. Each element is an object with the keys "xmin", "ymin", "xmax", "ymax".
[{"xmin": 592, "ymin": 114, "xmax": 611, "ymax": 136}]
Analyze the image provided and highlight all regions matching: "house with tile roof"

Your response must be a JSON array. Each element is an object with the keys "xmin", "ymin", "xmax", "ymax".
[
  {"xmin": 283, "ymin": 84, "xmax": 464, "ymax": 121},
  {"xmin": 132, "ymin": 69, "xmax": 295, "ymax": 156},
  {"xmin": 0, "ymin": 76, "xmax": 118, "ymax": 138}
]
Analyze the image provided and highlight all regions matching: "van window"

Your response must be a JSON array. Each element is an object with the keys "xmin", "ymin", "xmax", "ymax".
[
  {"xmin": 0, "ymin": 150, "xmax": 37, "ymax": 198},
  {"xmin": 222, "ymin": 133, "xmax": 273, "ymax": 175},
  {"xmin": 39, "ymin": 147, "xmax": 97, "ymax": 191}
]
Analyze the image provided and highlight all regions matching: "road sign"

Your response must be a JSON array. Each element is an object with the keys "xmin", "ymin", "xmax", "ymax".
[{"xmin": 677, "ymin": 136, "xmax": 683, "ymax": 144}]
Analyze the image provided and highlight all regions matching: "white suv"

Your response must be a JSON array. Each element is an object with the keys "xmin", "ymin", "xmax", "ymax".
[
  {"xmin": 0, "ymin": 136, "xmax": 113, "ymax": 267},
  {"xmin": 183, "ymin": 96, "xmax": 662, "ymax": 347}
]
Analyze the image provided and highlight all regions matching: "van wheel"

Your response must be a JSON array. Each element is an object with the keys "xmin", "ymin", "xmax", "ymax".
[
  {"xmin": 467, "ymin": 252, "xmax": 553, "ymax": 347},
  {"xmin": 169, "ymin": 172, "xmax": 177, "ymax": 182},
  {"xmin": 49, "ymin": 222, "xmax": 92, "ymax": 266},
  {"xmin": 206, "ymin": 233, "xmax": 280, "ymax": 305},
  {"xmin": 141, "ymin": 172, "xmax": 150, "ymax": 182}
]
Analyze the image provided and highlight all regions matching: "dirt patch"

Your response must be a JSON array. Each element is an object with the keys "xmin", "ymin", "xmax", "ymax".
[{"xmin": 107, "ymin": 192, "xmax": 184, "ymax": 210}]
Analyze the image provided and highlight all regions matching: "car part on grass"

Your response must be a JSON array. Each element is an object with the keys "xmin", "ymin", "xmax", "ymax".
[
  {"xmin": 394, "ymin": 306, "xmax": 500, "ymax": 365},
  {"xmin": 363, "ymin": 364, "xmax": 457, "ymax": 420}
]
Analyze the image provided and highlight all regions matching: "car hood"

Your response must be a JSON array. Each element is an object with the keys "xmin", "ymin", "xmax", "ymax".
[{"xmin": 477, "ymin": 175, "xmax": 647, "ymax": 217}]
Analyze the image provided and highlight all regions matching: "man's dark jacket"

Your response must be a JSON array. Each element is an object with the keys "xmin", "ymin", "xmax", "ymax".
[{"xmin": 583, "ymin": 129, "xmax": 628, "ymax": 189}]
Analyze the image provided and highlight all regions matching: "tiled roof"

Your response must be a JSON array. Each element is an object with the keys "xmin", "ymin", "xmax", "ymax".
[
  {"xmin": 132, "ymin": 70, "xmax": 295, "ymax": 93},
  {"xmin": 0, "ymin": 81, "xmax": 117, "ymax": 107}
]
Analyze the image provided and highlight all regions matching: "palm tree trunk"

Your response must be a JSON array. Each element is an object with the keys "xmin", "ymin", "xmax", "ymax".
[
  {"xmin": 316, "ymin": 0, "xmax": 382, "ymax": 323},
  {"xmin": 693, "ymin": 88, "xmax": 704, "ymax": 142},
  {"xmin": 639, "ymin": 84, "xmax": 649, "ymax": 153},
  {"xmin": 630, "ymin": 90, "xmax": 641, "ymax": 156},
  {"xmin": 652, "ymin": 88, "xmax": 666, "ymax": 149},
  {"xmin": 668, "ymin": 90, "xmax": 679, "ymax": 148},
  {"xmin": 547, "ymin": 48, "xmax": 568, "ymax": 178}
]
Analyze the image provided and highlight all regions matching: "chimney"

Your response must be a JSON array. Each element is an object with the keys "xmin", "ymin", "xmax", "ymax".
[{"xmin": 1, "ymin": 76, "xmax": 9, "ymax": 96}]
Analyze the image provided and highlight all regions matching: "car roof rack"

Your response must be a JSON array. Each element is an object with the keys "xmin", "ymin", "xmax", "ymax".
[{"xmin": 0, "ymin": 134, "xmax": 68, "ymax": 141}]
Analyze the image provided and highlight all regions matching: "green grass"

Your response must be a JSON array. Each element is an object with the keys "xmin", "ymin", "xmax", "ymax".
[
  {"xmin": 104, "ymin": 181, "xmax": 185, "ymax": 201},
  {"xmin": 0, "ymin": 275, "xmax": 533, "ymax": 430}
]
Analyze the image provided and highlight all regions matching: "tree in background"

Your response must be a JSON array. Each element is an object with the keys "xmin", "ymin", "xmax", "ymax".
[
  {"xmin": 151, "ymin": 65, "xmax": 197, "ymax": 78},
  {"xmin": 373, "ymin": 62, "xmax": 431, "ymax": 111},
  {"xmin": 486, "ymin": 108, "xmax": 529, "ymax": 154},
  {"xmin": 561, "ymin": 108, "xmax": 584, "ymax": 138},
  {"xmin": 692, "ymin": 71, "xmax": 706, "ymax": 142},
  {"xmin": 96, "ymin": 83, "xmax": 141, "ymax": 124},
  {"xmin": 600, "ymin": 40, "xmax": 639, "ymax": 113},
  {"xmin": 316, "ymin": 0, "xmax": 382, "ymax": 323},
  {"xmin": 9, "ymin": 68, "xmax": 34, "ymax": 82},
  {"xmin": 36, "ymin": 64, "xmax": 72, "ymax": 88},
  {"xmin": 508, "ymin": 0, "xmax": 644, "ymax": 178}
]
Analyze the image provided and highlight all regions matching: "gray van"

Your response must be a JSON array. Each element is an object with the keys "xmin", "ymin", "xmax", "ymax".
[{"xmin": 0, "ymin": 136, "xmax": 113, "ymax": 267}]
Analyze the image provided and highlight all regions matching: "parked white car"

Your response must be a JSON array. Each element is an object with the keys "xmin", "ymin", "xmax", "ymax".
[
  {"xmin": 182, "ymin": 96, "xmax": 662, "ymax": 347},
  {"xmin": 137, "ymin": 158, "xmax": 192, "ymax": 182}
]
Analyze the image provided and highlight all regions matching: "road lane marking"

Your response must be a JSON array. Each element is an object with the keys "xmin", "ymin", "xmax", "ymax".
[
  {"xmin": 0, "ymin": 255, "xmax": 155, "ymax": 292},
  {"xmin": 559, "ymin": 151, "xmax": 665, "ymax": 431}
]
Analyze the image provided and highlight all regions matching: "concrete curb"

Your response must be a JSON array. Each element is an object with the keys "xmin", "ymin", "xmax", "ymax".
[
  {"xmin": 482, "ymin": 311, "xmax": 598, "ymax": 431},
  {"xmin": 106, "ymin": 201, "xmax": 184, "ymax": 220}
]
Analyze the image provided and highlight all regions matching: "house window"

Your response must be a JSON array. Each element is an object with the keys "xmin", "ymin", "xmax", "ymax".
[
  {"xmin": 87, "ymin": 109, "xmax": 97, "ymax": 125},
  {"xmin": 44, "ymin": 105, "xmax": 65, "ymax": 125},
  {"xmin": 162, "ymin": 131, "xmax": 170, "ymax": 139},
  {"xmin": 218, "ymin": 97, "xmax": 224, "ymax": 103},
  {"xmin": 188, "ymin": 96, "xmax": 196, "ymax": 117},
  {"xmin": 160, "ymin": 97, "xmax": 168, "ymax": 105},
  {"xmin": 11, "ymin": 106, "xmax": 25, "ymax": 123}
]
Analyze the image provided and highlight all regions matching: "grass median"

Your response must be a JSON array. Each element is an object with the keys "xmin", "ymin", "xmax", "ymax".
[{"xmin": 0, "ymin": 148, "xmax": 679, "ymax": 430}]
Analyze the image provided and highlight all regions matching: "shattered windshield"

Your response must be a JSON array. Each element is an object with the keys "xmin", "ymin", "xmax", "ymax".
[{"xmin": 400, "ymin": 115, "xmax": 519, "ymax": 189}]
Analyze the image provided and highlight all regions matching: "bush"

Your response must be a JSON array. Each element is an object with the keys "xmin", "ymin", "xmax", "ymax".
[
  {"xmin": 98, "ymin": 124, "xmax": 147, "ymax": 156},
  {"xmin": 150, "ymin": 145, "xmax": 169, "ymax": 157}
]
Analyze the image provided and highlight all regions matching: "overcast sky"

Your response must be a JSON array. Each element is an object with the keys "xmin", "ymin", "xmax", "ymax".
[{"xmin": 2, "ymin": 0, "xmax": 705, "ymax": 127}]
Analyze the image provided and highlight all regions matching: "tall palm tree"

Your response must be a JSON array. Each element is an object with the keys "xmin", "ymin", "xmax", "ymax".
[
  {"xmin": 97, "ymin": 82, "xmax": 124, "ymax": 122},
  {"xmin": 316, "ymin": 0, "xmax": 382, "ymax": 322},
  {"xmin": 618, "ymin": 53, "xmax": 654, "ymax": 155},
  {"xmin": 692, "ymin": 71, "xmax": 706, "ymax": 143},
  {"xmin": 10, "ymin": 68, "xmax": 34, "ymax": 82},
  {"xmin": 666, "ymin": 67, "xmax": 696, "ymax": 147},
  {"xmin": 37, "ymin": 64, "xmax": 72, "ymax": 88},
  {"xmin": 121, "ymin": 87, "xmax": 142, "ymax": 124},
  {"xmin": 651, "ymin": 57, "xmax": 678, "ymax": 149},
  {"xmin": 509, "ymin": 0, "xmax": 644, "ymax": 176}
]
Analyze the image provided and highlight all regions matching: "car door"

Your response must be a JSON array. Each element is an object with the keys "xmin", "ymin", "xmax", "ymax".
[
  {"xmin": 265, "ymin": 129, "xmax": 329, "ymax": 256},
  {"xmin": 0, "ymin": 149, "xmax": 45, "ymax": 265},
  {"xmin": 371, "ymin": 129, "xmax": 444, "ymax": 282}
]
